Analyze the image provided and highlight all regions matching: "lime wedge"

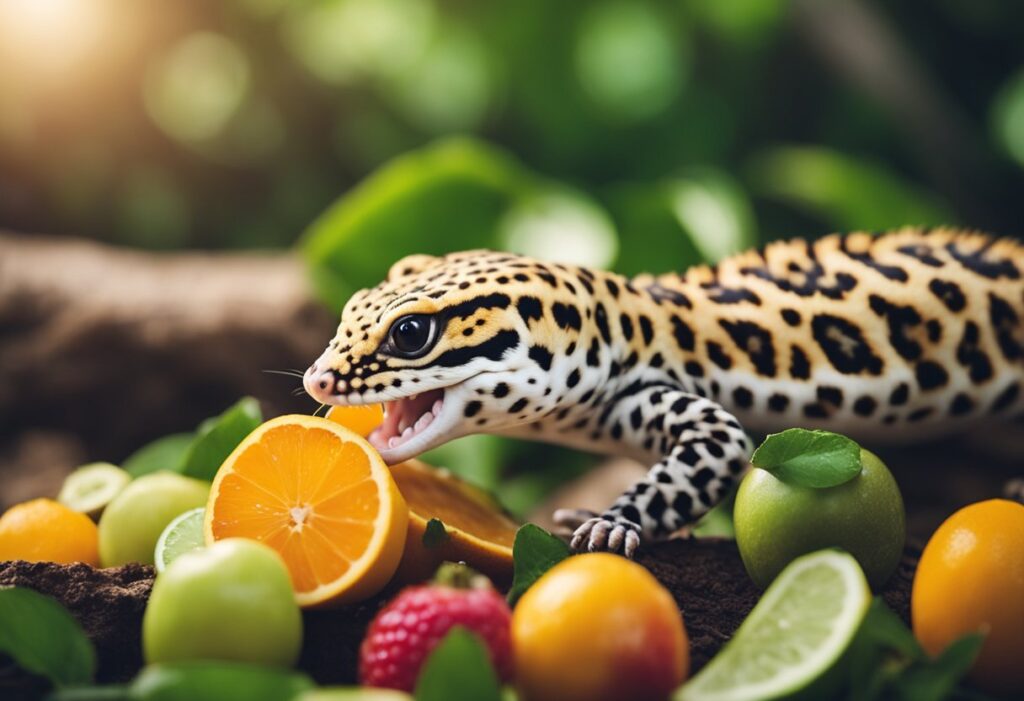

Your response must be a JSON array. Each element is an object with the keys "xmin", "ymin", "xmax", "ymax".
[
  {"xmin": 57, "ymin": 462, "xmax": 131, "ymax": 517},
  {"xmin": 154, "ymin": 507, "xmax": 206, "ymax": 573},
  {"xmin": 676, "ymin": 549, "xmax": 870, "ymax": 701}
]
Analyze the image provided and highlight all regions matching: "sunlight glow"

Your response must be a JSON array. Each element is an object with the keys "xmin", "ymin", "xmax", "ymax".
[{"xmin": 0, "ymin": 0, "xmax": 107, "ymax": 78}]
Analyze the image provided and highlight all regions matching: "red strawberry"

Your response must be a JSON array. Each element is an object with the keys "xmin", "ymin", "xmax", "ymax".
[{"xmin": 359, "ymin": 564, "xmax": 513, "ymax": 692}]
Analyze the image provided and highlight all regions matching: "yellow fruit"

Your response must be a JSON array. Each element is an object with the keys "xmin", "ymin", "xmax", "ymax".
[
  {"xmin": 205, "ymin": 415, "xmax": 408, "ymax": 608},
  {"xmin": 513, "ymin": 553, "xmax": 689, "ymax": 701},
  {"xmin": 326, "ymin": 404, "xmax": 384, "ymax": 439},
  {"xmin": 390, "ymin": 460, "xmax": 518, "ymax": 587},
  {"xmin": 912, "ymin": 499, "xmax": 1024, "ymax": 696},
  {"xmin": 0, "ymin": 498, "xmax": 99, "ymax": 566}
]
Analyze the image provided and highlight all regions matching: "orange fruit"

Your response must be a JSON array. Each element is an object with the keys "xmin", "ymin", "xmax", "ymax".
[
  {"xmin": 325, "ymin": 404, "xmax": 384, "ymax": 439},
  {"xmin": 0, "ymin": 498, "xmax": 100, "ymax": 566},
  {"xmin": 912, "ymin": 499, "xmax": 1024, "ymax": 695},
  {"xmin": 389, "ymin": 460, "xmax": 518, "ymax": 587},
  {"xmin": 513, "ymin": 553, "xmax": 689, "ymax": 701},
  {"xmin": 204, "ymin": 415, "xmax": 408, "ymax": 608}
]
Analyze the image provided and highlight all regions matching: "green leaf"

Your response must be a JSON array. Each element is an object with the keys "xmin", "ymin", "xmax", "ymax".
[
  {"xmin": 301, "ymin": 137, "xmax": 533, "ymax": 312},
  {"xmin": 746, "ymin": 146, "xmax": 953, "ymax": 231},
  {"xmin": 892, "ymin": 634, "xmax": 985, "ymax": 701},
  {"xmin": 179, "ymin": 398, "xmax": 262, "ymax": 482},
  {"xmin": 507, "ymin": 524, "xmax": 570, "ymax": 606},
  {"xmin": 750, "ymin": 428, "xmax": 862, "ymax": 488},
  {"xmin": 414, "ymin": 627, "xmax": 501, "ymax": 701},
  {"xmin": 131, "ymin": 662, "xmax": 313, "ymax": 701},
  {"xmin": 422, "ymin": 518, "xmax": 450, "ymax": 549},
  {"xmin": 122, "ymin": 433, "xmax": 194, "ymax": 478},
  {"xmin": 0, "ymin": 587, "xmax": 96, "ymax": 688}
]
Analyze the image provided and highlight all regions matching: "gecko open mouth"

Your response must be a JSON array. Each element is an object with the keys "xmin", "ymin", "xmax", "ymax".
[{"xmin": 367, "ymin": 388, "xmax": 445, "ymax": 455}]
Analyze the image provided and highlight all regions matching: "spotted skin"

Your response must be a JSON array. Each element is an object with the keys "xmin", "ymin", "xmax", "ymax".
[{"xmin": 305, "ymin": 228, "xmax": 1024, "ymax": 555}]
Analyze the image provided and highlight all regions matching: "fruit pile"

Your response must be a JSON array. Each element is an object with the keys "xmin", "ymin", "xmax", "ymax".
[{"xmin": 0, "ymin": 401, "xmax": 1021, "ymax": 701}]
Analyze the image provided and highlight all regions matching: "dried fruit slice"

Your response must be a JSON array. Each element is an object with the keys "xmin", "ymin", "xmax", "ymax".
[
  {"xmin": 390, "ymin": 460, "xmax": 518, "ymax": 586},
  {"xmin": 205, "ymin": 415, "xmax": 408, "ymax": 607}
]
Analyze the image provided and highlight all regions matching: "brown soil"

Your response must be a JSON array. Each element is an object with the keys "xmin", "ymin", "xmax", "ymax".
[{"xmin": 0, "ymin": 538, "xmax": 920, "ymax": 698}]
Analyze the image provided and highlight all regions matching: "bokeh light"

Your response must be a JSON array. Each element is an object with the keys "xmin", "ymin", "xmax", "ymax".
[
  {"xmin": 283, "ymin": 0, "xmax": 435, "ymax": 85},
  {"xmin": 0, "ymin": 0, "xmax": 109, "ymax": 80},
  {"xmin": 384, "ymin": 24, "xmax": 493, "ymax": 134},
  {"xmin": 669, "ymin": 173, "xmax": 755, "ymax": 263},
  {"xmin": 500, "ymin": 191, "xmax": 618, "ymax": 269},
  {"xmin": 144, "ymin": 32, "xmax": 251, "ymax": 145},
  {"xmin": 574, "ymin": 0, "xmax": 686, "ymax": 121}
]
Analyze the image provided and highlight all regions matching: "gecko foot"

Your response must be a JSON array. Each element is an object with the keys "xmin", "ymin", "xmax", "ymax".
[{"xmin": 567, "ymin": 515, "xmax": 642, "ymax": 558}]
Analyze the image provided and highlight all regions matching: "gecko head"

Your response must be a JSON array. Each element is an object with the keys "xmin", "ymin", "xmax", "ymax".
[{"xmin": 304, "ymin": 250, "xmax": 563, "ymax": 464}]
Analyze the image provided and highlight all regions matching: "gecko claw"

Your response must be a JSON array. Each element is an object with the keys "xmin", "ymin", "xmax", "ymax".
[{"xmin": 568, "ymin": 516, "xmax": 642, "ymax": 558}]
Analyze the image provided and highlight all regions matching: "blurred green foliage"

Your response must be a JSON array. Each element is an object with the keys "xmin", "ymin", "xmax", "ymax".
[{"xmin": 3, "ymin": 0, "xmax": 1023, "ymax": 514}]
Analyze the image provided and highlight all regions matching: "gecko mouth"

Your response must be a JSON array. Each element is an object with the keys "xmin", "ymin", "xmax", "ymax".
[{"xmin": 368, "ymin": 388, "xmax": 445, "ymax": 454}]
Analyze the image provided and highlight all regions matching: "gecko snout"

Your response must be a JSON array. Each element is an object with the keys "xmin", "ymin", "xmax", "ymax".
[{"xmin": 304, "ymin": 362, "xmax": 344, "ymax": 403}]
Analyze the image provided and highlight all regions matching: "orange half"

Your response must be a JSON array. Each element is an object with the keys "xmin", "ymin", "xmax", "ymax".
[{"xmin": 204, "ymin": 415, "xmax": 408, "ymax": 608}]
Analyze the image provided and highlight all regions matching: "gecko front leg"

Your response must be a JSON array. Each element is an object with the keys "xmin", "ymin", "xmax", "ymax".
[{"xmin": 555, "ymin": 385, "xmax": 752, "ymax": 557}]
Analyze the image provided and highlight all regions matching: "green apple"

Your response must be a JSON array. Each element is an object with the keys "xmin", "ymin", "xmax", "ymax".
[
  {"xmin": 98, "ymin": 472, "xmax": 209, "ymax": 566},
  {"xmin": 734, "ymin": 449, "xmax": 905, "ymax": 589},
  {"xmin": 143, "ymin": 538, "xmax": 302, "ymax": 667}
]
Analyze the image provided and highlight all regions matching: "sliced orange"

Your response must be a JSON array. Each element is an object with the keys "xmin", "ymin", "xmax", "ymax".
[
  {"xmin": 390, "ymin": 459, "xmax": 519, "ymax": 587},
  {"xmin": 204, "ymin": 415, "xmax": 407, "ymax": 608},
  {"xmin": 325, "ymin": 404, "xmax": 384, "ymax": 439}
]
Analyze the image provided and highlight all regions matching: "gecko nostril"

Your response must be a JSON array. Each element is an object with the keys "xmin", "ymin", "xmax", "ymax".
[{"xmin": 319, "ymin": 380, "xmax": 328, "ymax": 389}]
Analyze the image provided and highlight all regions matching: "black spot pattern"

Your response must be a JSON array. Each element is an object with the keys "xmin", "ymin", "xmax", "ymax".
[
  {"xmin": 464, "ymin": 401, "xmax": 482, "ymax": 417},
  {"xmin": 638, "ymin": 316, "xmax": 654, "ymax": 345},
  {"xmin": 671, "ymin": 315, "xmax": 696, "ymax": 351},
  {"xmin": 516, "ymin": 296, "xmax": 543, "ymax": 323},
  {"xmin": 853, "ymin": 396, "xmax": 877, "ymax": 417},
  {"xmin": 493, "ymin": 383, "xmax": 509, "ymax": 398},
  {"xmin": 768, "ymin": 394, "xmax": 790, "ymax": 412},
  {"xmin": 992, "ymin": 383, "xmax": 1020, "ymax": 412},
  {"xmin": 897, "ymin": 244, "xmax": 944, "ymax": 267},
  {"xmin": 989, "ymin": 293, "xmax": 1022, "ymax": 361},
  {"xmin": 956, "ymin": 322, "xmax": 993, "ymax": 383},
  {"xmin": 528, "ymin": 345, "xmax": 553, "ymax": 371},
  {"xmin": 595, "ymin": 304, "xmax": 612, "ymax": 344},
  {"xmin": 619, "ymin": 314, "xmax": 634, "ymax": 341},
  {"xmin": 811, "ymin": 314, "xmax": 883, "ymax": 375},
  {"xmin": 915, "ymin": 361, "xmax": 949, "ymax": 390},
  {"xmin": 949, "ymin": 393, "xmax": 974, "ymax": 416},
  {"xmin": 947, "ymin": 241, "xmax": 1020, "ymax": 280},
  {"xmin": 889, "ymin": 383, "xmax": 910, "ymax": 406},
  {"xmin": 732, "ymin": 386, "xmax": 753, "ymax": 408},
  {"xmin": 719, "ymin": 320, "xmax": 776, "ymax": 377},
  {"xmin": 869, "ymin": 294, "xmax": 923, "ymax": 360},
  {"xmin": 551, "ymin": 302, "xmax": 582, "ymax": 330},
  {"xmin": 707, "ymin": 341, "xmax": 732, "ymax": 370},
  {"xmin": 781, "ymin": 309, "xmax": 801, "ymax": 326},
  {"xmin": 928, "ymin": 279, "xmax": 966, "ymax": 312},
  {"xmin": 789, "ymin": 345, "xmax": 811, "ymax": 379}
]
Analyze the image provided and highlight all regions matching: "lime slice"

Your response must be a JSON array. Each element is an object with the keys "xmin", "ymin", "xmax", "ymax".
[
  {"xmin": 154, "ymin": 507, "xmax": 206, "ymax": 573},
  {"xmin": 676, "ymin": 549, "xmax": 870, "ymax": 701},
  {"xmin": 57, "ymin": 462, "xmax": 131, "ymax": 517}
]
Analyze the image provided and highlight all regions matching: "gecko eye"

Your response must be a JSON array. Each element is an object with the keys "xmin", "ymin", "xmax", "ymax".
[{"xmin": 388, "ymin": 314, "xmax": 437, "ymax": 357}]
